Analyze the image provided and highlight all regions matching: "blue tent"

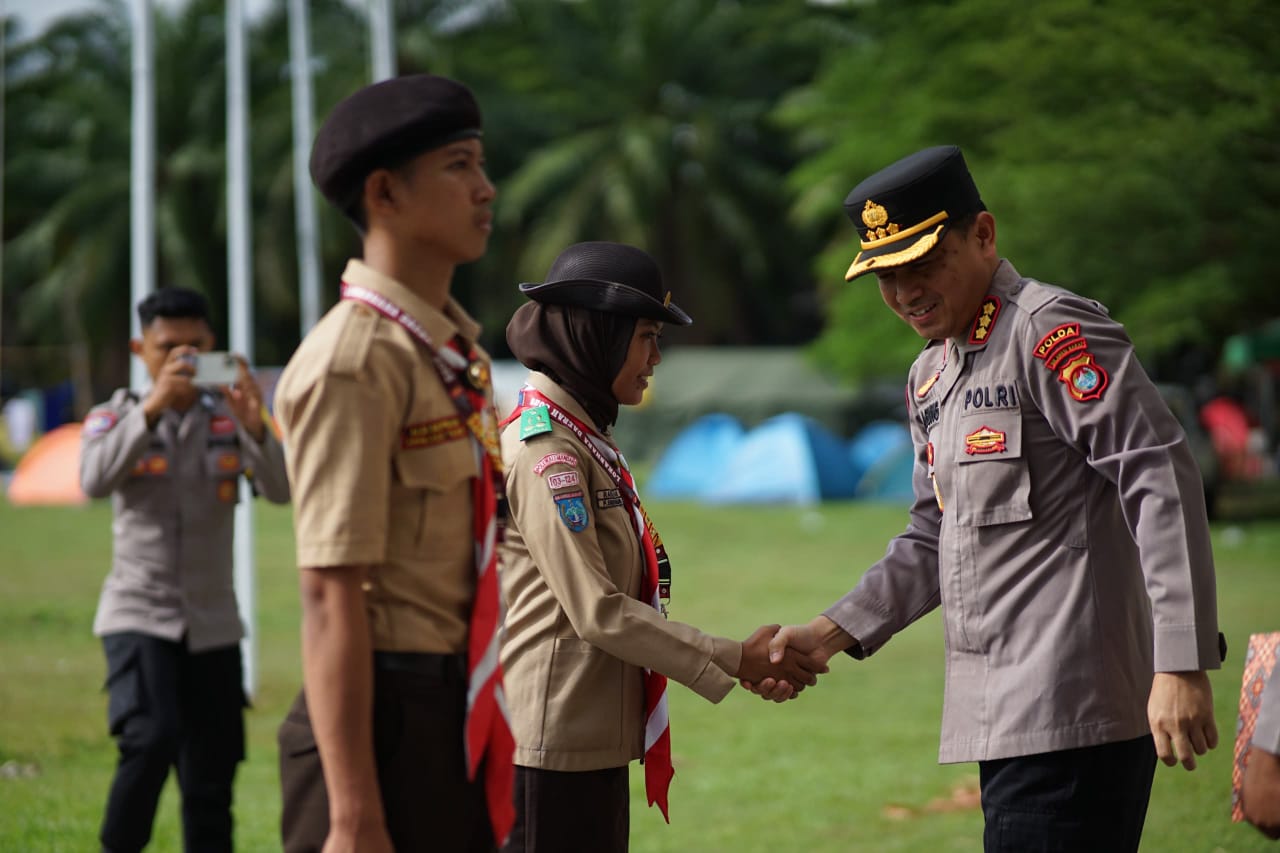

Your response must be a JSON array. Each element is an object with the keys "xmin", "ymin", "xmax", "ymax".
[
  {"xmin": 645, "ymin": 413, "xmax": 745, "ymax": 500},
  {"xmin": 703, "ymin": 413, "xmax": 859, "ymax": 505},
  {"xmin": 856, "ymin": 442, "xmax": 917, "ymax": 503},
  {"xmin": 847, "ymin": 420, "xmax": 912, "ymax": 489}
]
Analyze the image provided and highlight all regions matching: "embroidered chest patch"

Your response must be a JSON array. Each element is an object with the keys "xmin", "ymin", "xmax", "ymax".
[
  {"xmin": 596, "ymin": 488, "xmax": 623, "ymax": 509},
  {"xmin": 555, "ymin": 490, "xmax": 589, "ymax": 532},
  {"xmin": 964, "ymin": 426, "xmax": 1008, "ymax": 455},
  {"xmin": 402, "ymin": 415, "xmax": 467, "ymax": 449}
]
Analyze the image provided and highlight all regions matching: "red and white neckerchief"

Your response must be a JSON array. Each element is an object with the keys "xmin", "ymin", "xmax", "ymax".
[
  {"xmin": 341, "ymin": 282, "xmax": 515, "ymax": 844},
  {"xmin": 504, "ymin": 386, "xmax": 675, "ymax": 822}
]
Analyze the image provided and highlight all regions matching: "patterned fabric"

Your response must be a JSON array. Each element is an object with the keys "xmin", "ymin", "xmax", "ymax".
[
  {"xmin": 1233, "ymin": 631, "xmax": 1280, "ymax": 821},
  {"xmin": 340, "ymin": 284, "xmax": 515, "ymax": 844}
]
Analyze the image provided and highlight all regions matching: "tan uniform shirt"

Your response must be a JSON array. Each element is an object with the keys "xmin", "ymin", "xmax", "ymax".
[
  {"xmin": 81, "ymin": 388, "xmax": 291, "ymax": 652},
  {"xmin": 274, "ymin": 259, "xmax": 487, "ymax": 653},
  {"xmin": 825, "ymin": 260, "xmax": 1221, "ymax": 764},
  {"xmin": 498, "ymin": 372, "xmax": 740, "ymax": 772}
]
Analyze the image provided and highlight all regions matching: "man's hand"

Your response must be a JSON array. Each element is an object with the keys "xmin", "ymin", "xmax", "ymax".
[
  {"xmin": 1242, "ymin": 745, "xmax": 1280, "ymax": 839},
  {"xmin": 142, "ymin": 346, "xmax": 198, "ymax": 427},
  {"xmin": 740, "ymin": 616, "xmax": 852, "ymax": 703},
  {"xmin": 736, "ymin": 624, "xmax": 827, "ymax": 700},
  {"xmin": 222, "ymin": 356, "xmax": 266, "ymax": 442},
  {"xmin": 322, "ymin": 817, "xmax": 395, "ymax": 853},
  {"xmin": 1148, "ymin": 670, "xmax": 1218, "ymax": 770}
]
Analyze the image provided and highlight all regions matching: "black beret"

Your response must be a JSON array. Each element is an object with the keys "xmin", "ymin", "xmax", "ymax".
[
  {"xmin": 309, "ymin": 73, "xmax": 482, "ymax": 211},
  {"xmin": 842, "ymin": 145, "xmax": 985, "ymax": 280},
  {"xmin": 518, "ymin": 242, "xmax": 692, "ymax": 326}
]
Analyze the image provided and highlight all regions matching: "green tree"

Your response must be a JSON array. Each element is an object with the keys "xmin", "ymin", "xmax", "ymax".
[
  {"xmin": 440, "ymin": 0, "xmax": 856, "ymax": 348},
  {"xmin": 785, "ymin": 0, "xmax": 1280, "ymax": 382}
]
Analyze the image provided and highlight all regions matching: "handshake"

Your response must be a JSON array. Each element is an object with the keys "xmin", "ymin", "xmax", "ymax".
[{"xmin": 735, "ymin": 621, "xmax": 836, "ymax": 703}]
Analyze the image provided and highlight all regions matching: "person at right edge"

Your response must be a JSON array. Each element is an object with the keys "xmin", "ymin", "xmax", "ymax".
[
  {"xmin": 1243, "ymin": 665, "xmax": 1280, "ymax": 839},
  {"xmin": 273, "ymin": 74, "xmax": 512, "ymax": 852},
  {"xmin": 746, "ymin": 146, "xmax": 1226, "ymax": 853}
]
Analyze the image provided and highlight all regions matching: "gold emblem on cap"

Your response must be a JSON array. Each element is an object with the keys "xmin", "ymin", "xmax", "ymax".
[
  {"xmin": 663, "ymin": 291, "xmax": 672, "ymax": 307},
  {"xmin": 861, "ymin": 200, "xmax": 902, "ymax": 242},
  {"xmin": 862, "ymin": 200, "xmax": 889, "ymax": 228},
  {"xmin": 466, "ymin": 360, "xmax": 490, "ymax": 390}
]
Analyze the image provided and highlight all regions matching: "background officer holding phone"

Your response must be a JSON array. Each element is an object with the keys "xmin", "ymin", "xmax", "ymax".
[{"xmin": 80, "ymin": 286, "xmax": 290, "ymax": 853}]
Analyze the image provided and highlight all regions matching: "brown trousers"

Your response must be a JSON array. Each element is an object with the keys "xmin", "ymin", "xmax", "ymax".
[
  {"xmin": 502, "ymin": 765, "xmax": 629, "ymax": 853},
  {"xmin": 277, "ymin": 657, "xmax": 495, "ymax": 852}
]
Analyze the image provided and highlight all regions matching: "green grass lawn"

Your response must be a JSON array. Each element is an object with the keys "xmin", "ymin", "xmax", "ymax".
[{"xmin": 1, "ymin": 498, "xmax": 1277, "ymax": 851}]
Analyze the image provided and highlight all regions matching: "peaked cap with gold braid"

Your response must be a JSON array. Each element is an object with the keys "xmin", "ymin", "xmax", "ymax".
[{"xmin": 842, "ymin": 145, "xmax": 986, "ymax": 281}]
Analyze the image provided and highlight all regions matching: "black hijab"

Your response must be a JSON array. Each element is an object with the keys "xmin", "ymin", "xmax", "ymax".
[{"xmin": 506, "ymin": 301, "xmax": 636, "ymax": 431}]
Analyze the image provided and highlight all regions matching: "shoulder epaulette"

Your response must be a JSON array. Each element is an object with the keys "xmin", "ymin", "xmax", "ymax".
[{"xmin": 330, "ymin": 303, "xmax": 379, "ymax": 377}]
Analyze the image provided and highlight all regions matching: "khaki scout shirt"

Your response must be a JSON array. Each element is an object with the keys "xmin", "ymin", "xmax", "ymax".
[
  {"xmin": 274, "ymin": 259, "xmax": 486, "ymax": 654},
  {"xmin": 498, "ymin": 373, "xmax": 740, "ymax": 772},
  {"xmin": 825, "ymin": 260, "xmax": 1221, "ymax": 764},
  {"xmin": 81, "ymin": 388, "xmax": 291, "ymax": 652}
]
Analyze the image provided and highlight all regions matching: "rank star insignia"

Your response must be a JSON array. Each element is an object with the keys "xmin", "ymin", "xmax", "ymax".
[{"xmin": 967, "ymin": 296, "xmax": 1001, "ymax": 345}]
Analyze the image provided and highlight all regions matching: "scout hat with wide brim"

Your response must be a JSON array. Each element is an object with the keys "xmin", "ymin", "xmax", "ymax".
[
  {"xmin": 843, "ymin": 145, "xmax": 985, "ymax": 281},
  {"xmin": 518, "ymin": 241, "xmax": 692, "ymax": 326}
]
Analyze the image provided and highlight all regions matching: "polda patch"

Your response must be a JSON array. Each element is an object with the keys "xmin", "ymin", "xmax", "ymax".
[
  {"xmin": 83, "ymin": 411, "xmax": 118, "ymax": 437},
  {"xmin": 554, "ymin": 490, "xmax": 589, "ymax": 532},
  {"xmin": 533, "ymin": 452, "xmax": 579, "ymax": 475},
  {"xmin": 1059, "ymin": 353, "xmax": 1109, "ymax": 402}
]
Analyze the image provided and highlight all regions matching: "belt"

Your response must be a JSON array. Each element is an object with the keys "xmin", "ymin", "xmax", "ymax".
[{"xmin": 372, "ymin": 651, "xmax": 468, "ymax": 682}]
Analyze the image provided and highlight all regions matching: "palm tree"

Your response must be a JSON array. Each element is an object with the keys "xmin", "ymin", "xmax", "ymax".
[{"xmin": 438, "ymin": 0, "xmax": 856, "ymax": 347}]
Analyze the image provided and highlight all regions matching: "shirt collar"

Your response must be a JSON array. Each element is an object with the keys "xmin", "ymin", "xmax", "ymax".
[
  {"xmin": 341, "ymin": 259, "xmax": 482, "ymax": 345},
  {"xmin": 953, "ymin": 259, "xmax": 1021, "ymax": 354},
  {"xmin": 526, "ymin": 371, "xmax": 614, "ymax": 440}
]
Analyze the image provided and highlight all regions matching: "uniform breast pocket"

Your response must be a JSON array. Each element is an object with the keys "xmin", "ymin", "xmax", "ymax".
[
  {"xmin": 390, "ymin": 440, "xmax": 476, "ymax": 557},
  {"xmin": 951, "ymin": 410, "xmax": 1032, "ymax": 527}
]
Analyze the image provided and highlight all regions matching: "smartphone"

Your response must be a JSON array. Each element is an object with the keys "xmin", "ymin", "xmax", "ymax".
[{"xmin": 192, "ymin": 351, "xmax": 243, "ymax": 386}]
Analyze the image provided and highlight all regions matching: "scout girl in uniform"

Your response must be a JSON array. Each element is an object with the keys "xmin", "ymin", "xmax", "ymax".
[{"xmin": 497, "ymin": 241, "xmax": 823, "ymax": 852}]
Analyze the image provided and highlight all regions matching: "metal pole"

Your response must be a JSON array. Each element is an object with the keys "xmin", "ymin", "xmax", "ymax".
[
  {"xmin": 289, "ymin": 0, "xmax": 322, "ymax": 335},
  {"xmin": 368, "ymin": 0, "xmax": 397, "ymax": 82},
  {"xmin": 1, "ymin": 14, "xmax": 6, "ymax": 387},
  {"xmin": 226, "ymin": 0, "xmax": 257, "ymax": 699},
  {"xmin": 130, "ymin": 0, "xmax": 156, "ymax": 391}
]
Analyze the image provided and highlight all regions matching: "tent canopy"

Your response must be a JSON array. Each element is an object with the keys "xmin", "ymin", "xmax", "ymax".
[
  {"xmin": 7, "ymin": 423, "xmax": 87, "ymax": 507},
  {"xmin": 645, "ymin": 413, "xmax": 745, "ymax": 500},
  {"xmin": 703, "ymin": 413, "xmax": 859, "ymax": 505}
]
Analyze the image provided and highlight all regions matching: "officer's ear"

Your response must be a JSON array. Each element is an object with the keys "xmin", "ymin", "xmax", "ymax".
[
  {"xmin": 129, "ymin": 338, "xmax": 144, "ymax": 357},
  {"xmin": 973, "ymin": 211, "xmax": 997, "ymax": 258}
]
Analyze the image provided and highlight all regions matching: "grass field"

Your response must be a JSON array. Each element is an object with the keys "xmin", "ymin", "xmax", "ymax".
[{"xmin": 2, "ymin": 497, "xmax": 1278, "ymax": 852}]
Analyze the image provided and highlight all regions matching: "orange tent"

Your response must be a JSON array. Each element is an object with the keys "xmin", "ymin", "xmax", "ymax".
[{"xmin": 7, "ymin": 423, "xmax": 88, "ymax": 506}]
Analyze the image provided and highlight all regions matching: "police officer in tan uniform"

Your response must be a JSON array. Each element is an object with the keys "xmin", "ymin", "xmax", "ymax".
[
  {"xmin": 273, "ymin": 74, "xmax": 513, "ymax": 853},
  {"xmin": 81, "ymin": 287, "xmax": 290, "ymax": 853},
  {"xmin": 498, "ymin": 242, "xmax": 823, "ymax": 852},
  {"xmin": 754, "ymin": 147, "xmax": 1224, "ymax": 852}
]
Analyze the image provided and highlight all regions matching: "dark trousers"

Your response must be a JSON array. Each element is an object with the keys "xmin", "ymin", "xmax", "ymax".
[
  {"xmin": 503, "ymin": 765, "xmax": 630, "ymax": 853},
  {"xmin": 99, "ymin": 632, "xmax": 245, "ymax": 853},
  {"xmin": 979, "ymin": 735, "xmax": 1158, "ymax": 853},
  {"xmin": 277, "ymin": 653, "xmax": 494, "ymax": 852}
]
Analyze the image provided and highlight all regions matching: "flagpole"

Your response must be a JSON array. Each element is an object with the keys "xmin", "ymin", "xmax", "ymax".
[
  {"xmin": 226, "ymin": 0, "xmax": 257, "ymax": 699},
  {"xmin": 369, "ymin": 0, "xmax": 396, "ymax": 82},
  {"xmin": 130, "ymin": 0, "xmax": 156, "ymax": 390},
  {"xmin": 289, "ymin": 0, "xmax": 322, "ymax": 335}
]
